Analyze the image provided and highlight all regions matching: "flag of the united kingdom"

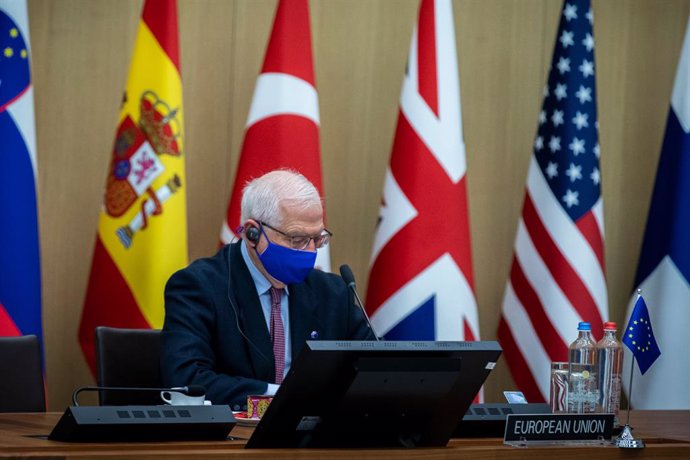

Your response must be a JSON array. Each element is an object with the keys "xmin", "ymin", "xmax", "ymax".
[{"xmin": 366, "ymin": 0, "xmax": 479, "ymax": 344}]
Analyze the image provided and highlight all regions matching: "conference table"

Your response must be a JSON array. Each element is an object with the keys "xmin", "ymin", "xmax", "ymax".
[{"xmin": 1, "ymin": 410, "xmax": 689, "ymax": 459}]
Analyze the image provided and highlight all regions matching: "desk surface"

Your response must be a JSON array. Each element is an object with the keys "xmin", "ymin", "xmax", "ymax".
[{"xmin": 1, "ymin": 410, "xmax": 689, "ymax": 459}]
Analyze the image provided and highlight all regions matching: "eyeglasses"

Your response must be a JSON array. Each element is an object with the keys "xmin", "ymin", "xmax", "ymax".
[{"xmin": 260, "ymin": 221, "xmax": 332, "ymax": 250}]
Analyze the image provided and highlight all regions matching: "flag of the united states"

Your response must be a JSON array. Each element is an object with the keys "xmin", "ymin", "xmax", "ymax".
[{"xmin": 498, "ymin": 0, "xmax": 608, "ymax": 403}]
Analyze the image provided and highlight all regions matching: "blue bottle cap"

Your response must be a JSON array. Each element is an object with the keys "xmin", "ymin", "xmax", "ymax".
[{"xmin": 578, "ymin": 322, "xmax": 591, "ymax": 331}]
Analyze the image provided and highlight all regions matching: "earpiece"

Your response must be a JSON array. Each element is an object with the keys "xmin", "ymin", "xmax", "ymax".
[{"xmin": 246, "ymin": 226, "xmax": 260, "ymax": 243}]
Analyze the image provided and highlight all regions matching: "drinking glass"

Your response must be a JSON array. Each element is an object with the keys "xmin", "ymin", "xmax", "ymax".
[{"xmin": 549, "ymin": 361, "xmax": 568, "ymax": 413}]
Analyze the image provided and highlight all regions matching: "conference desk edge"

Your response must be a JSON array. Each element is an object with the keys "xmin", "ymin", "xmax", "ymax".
[{"xmin": 0, "ymin": 410, "xmax": 688, "ymax": 459}]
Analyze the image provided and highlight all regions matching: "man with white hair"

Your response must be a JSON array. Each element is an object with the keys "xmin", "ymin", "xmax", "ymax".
[{"xmin": 161, "ymin": 170, "xmax": 375, "ymax": 409}]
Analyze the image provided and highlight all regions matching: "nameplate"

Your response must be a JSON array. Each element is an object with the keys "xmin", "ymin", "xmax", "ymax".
[{"xmin": 504, "ymin": 413, "xmax": 613, "ymax": 443}]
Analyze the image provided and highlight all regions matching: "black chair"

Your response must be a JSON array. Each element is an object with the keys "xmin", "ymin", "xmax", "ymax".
[
  {"xmin": 95, "ymin": 326, "xmax": 162, "ymax": 405},
  {"xmin": 0, "ymin": 335, "xmax": 46, "ymax": 412}
]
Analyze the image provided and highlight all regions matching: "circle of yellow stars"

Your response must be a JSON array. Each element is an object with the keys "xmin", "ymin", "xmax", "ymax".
[
  {"xmin": 4, "ymin": 27, "xmax": 28, "ymax": 59},
  {"xmin": 628, "ymin": 317, "xmax": 654, "ymax": 352}
]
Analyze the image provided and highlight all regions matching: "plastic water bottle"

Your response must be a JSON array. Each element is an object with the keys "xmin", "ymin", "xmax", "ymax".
[
  {"xmin": 597, "ymin": 321, "xmax": 623, "ymax": 426},
  {"xmin": 568, "ymin": 322, "xmax": 598, "ymax": 413}
]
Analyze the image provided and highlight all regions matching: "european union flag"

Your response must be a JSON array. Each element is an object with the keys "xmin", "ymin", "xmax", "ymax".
[{"xmin": 623, "ymin": 296, "xmax": 661, "ymax": 375}]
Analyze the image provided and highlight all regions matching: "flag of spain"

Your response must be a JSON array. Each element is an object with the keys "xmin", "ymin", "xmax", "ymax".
[{"xmin": 79, "ymin": 0, "xmax": 187, "ymax": 375}]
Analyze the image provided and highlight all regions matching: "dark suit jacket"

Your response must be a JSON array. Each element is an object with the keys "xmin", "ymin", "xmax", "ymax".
[{"xmin": 161, "ymin": 242, "xmax": 374, "ymax": 409}]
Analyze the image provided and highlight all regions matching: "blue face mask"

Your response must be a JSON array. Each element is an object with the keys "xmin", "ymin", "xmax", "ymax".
[{"xmin": 256, "ymin": 227, "xmax": 316, "ymax": 284}]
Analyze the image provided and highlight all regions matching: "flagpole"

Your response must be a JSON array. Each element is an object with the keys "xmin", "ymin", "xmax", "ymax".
[
  {"xmin": 625, "ymin": 351, "xmax": 634, "ymax": 427},
  {"xmin": 615, "ymin": 289, "xmax": 644, "ymax": 448}
]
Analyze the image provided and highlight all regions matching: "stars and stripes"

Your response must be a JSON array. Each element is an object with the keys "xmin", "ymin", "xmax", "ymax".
[
  {"xmin": 366, "ymin": 0, "xmax": 479, "ymax": 347},
  {"xmin": 498, "ymin": 0, "xmax": 608, "ymax": 403}
]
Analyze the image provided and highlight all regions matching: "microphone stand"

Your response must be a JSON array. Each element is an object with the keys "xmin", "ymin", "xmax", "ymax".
[
  {"xmin": 348, "ymin": 281, "xmax": 380, "ymax": 342},
  {"xmin": 72, "ymin": 385, "xmax": 201, "ymax": 406},
  {"xmin": 339, "ymin": 264, "xmax": 380, "ymax": 341}
]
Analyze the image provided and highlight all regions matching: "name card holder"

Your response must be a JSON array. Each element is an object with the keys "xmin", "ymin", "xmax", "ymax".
[{"xmin": 503, "ymin": 413, "xmax": 614, "ymax": 447}]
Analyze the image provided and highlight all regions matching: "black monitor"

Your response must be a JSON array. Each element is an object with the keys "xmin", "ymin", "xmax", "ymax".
[{"xmin": 246, "ymin": 340, "xmax": 502, "ymax": 448}]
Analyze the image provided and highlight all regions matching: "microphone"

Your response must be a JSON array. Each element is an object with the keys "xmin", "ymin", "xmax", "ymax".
[
  {"xmin": 339, "ymin": 264, "xmax": 380, "ymax": 341},
  {"xmin": 72, "ymin": 384, "xmax": 206, "ymax": 406}
]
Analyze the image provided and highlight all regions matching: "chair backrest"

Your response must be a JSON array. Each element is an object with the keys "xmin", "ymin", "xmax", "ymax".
[
  {"xmin": 95, "ymin": 326, "xmax": 162, "ymax": 405},
  {"xmin": 0, "ymin": 335, "xmax": 46, "ymax": 412}
]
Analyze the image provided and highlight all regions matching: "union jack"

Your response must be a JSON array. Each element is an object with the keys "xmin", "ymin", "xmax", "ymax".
[{"xmin": 366, "ymin": 0, "xmax": 479, "ymax": 346}]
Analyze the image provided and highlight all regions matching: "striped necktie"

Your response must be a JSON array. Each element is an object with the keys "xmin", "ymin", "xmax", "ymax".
[{"xmin": 269, "ymin": 287, "xmax": 285, "ymax": 384}]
